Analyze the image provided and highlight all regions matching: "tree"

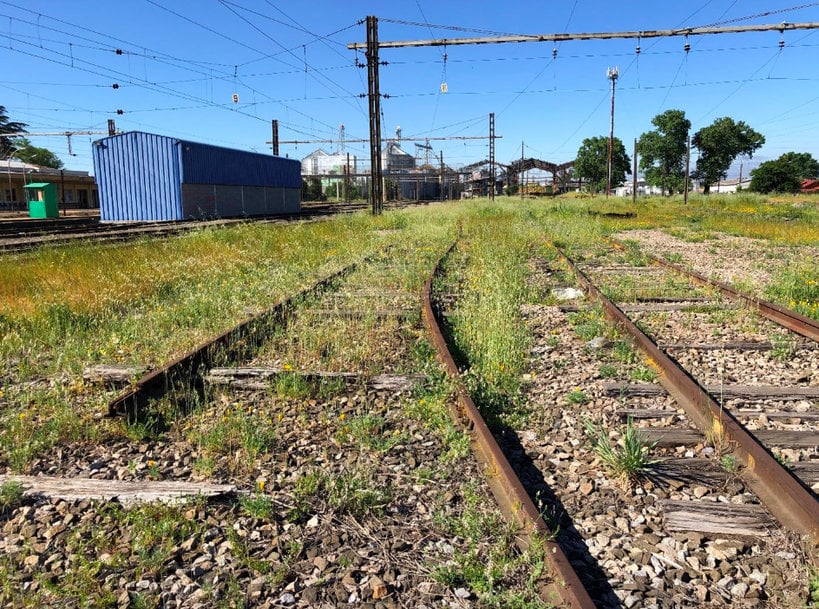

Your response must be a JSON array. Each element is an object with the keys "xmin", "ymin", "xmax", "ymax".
[
  {"xmin": 637, "ymin": 109, "xmax": 690, "ymax": 195},
  {"xmin": 301, "ymin": 177, "xmax": 325, "ymax": 201},
  {"xmin": 777, "ymin": 151, "xmax": 819, "ymax": 180},
  {"xmin": 575, "ymin": 136, "xmax": 631, "ymax": 194},
  {"xmin": 692, "ymin": 117, "xmax": 764, "ymax": 194},
  {"xmin": 0, "ymin": 105, "xmax": 27, "ymax": 159},
  {"xmin": 749, "ymin": 154, "xmax": 808, "ymax": 194},
  {"xmin": 12, "ymin": 137, "xmax": 63, "ymax": 169}
]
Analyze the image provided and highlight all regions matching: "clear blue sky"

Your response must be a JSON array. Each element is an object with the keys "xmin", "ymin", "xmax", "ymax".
[{"xmin": 2, "ymin": 1, "xmax": 818, "ymax": 179}]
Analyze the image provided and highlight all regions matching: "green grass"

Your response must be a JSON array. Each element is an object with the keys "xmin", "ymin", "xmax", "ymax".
[
  {"xmin": 0, "ymin": 480, "xmax": 23, "ymax": 513},
  {"xmin": 809, "ymin": 568, "xmax": 819, "ymax": 607},
  {"xmin": 584, "ymin": 417, "xmax": 661, "ymax": 488},
  {"xmin": 239, "ymin": 491, "xmax": 274, "ymax": 520},
  {"xmin": 430, "ymin": 483, "xmax": 552, "ymax": 608},
  {"xmin": 568, "ymin": 308, "xmax": 609, "ymax": 341}
]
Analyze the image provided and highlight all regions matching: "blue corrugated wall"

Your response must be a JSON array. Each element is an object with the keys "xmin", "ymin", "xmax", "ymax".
[
  {"xmin": 93, "ymin": 132, "xmax": 302, "ymax": 221},
  {"xmin": 93, "ymin": 132, "xmax": 183, "ymax": 221},
  {"xmin": 180, "ymin": 142, "xmax": 301, "ymax": 188}
]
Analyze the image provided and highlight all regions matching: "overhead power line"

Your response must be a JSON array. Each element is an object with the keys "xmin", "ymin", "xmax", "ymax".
[
  {"xmin": 272, "ymin": 134, "xmax": 497, "ymax": 145},
  {"xmin": 348, "ymin": 22, "xmax": 819, "ymax": 50}
]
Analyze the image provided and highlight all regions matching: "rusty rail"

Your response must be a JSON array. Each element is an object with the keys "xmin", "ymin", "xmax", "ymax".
[
  {"xmin": 422, "ymin": 242, "xmax": 596, "ymax": 609},
  {"xmin": 108, "ymin": 264, "xmax": 357, "ymax": 417},
  {"xmin": 560, "ymin": 250, "xmax": 819, "ymax": 544},
  {"xmin": 610, "ymin": 238, "xmax": 819, "ymax": 342}
]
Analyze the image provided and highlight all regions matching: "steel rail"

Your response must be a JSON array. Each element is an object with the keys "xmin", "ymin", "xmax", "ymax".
[
  {"xmin": 108, "ymin": 262, "xmax": 358, "ymax": 418},
  {"xmin": 422, "ymin": 242, "xmax": 596, "ymax": 609},
  {"xmin": 650, "ymin": 253, "xmax": 819, "ymax": 343},
  {"xmin": 559, "ymin": 250, "xmax": 819, "ymax": 544}
]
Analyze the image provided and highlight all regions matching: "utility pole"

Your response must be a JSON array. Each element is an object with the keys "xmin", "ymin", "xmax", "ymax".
[
  {"xmin": 345, "ymin": 152, "xmax": 351, "ymax": 203},
  {"xmin": 366, "ymin": 16, "xmax": 384, "ymax": 214},
  {"xmin": 489, "ymin": 112, "xmax": 495, "ymax": 201},
  {"xmin": 684, "ymin": 135, "xmax": 691, "ymax": 205},
  {"xmin": 606, "ymin": 66, "xmax": 619, "ymax": 198},
  {"xmin": 520, "ymin": 141, "xmax": 525, "ymax": 202},
  {"xmin": 632, "ymin": 138, "xmax": 637, "ymax": 204},
  {"xmin": 271, "ymin": 120, "xmax": 279, "ymax": 155},
  {"xmin": 439, "ymin": 150, "xmax": 444, "ymax": 202}
]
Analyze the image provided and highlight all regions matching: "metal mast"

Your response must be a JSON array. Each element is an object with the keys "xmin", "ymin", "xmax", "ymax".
[
  {"xmin": 489, "ymin": 112, "xmax": 495, "ymax": 201},
  {"xmin": 606, "ymin": 66, "xmax": 618, "ymax": 198},
  {"xmin": 366, "ymin": 16, "xmax": 383, "ymax": 214}
]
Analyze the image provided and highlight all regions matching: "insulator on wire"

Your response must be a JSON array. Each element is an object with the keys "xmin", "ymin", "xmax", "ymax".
[
  {"xmin": 635, "ymin": 44, "xmax": 641, "ymax": 55},
  {"xmin": 552, "ymin": 47, "xmax": 557, "ymax": 59},
  {"xmin": 779, "ymin": 38, "xmax": 785, "ymax": 49}
]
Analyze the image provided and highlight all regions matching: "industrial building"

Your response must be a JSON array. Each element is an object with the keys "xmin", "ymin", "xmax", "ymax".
[
  {"xmin": 93, "ymin": 132, "xmax": 301, "ymax": 222},
  {"xmin": 2, "ymin": 159, "xmax": 97, "ymax": 212},
  {"xmin": 301, "ymin": 149, "xmax": 351, "ymax": 176}
]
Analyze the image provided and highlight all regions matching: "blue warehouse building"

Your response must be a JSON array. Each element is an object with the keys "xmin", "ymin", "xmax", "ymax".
[{"xmin": 93, "ymin": 132, "xmax": 301, "ymax": 222}]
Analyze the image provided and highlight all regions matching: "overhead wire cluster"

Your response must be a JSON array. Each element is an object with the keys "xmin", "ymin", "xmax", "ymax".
[
  {"xmin": 0, "ymin": 0, "xmax": 371, "ymax": 160},
  {"xmin": 2, "ymin": 1, "xmax": 818, "ymax": 169}
]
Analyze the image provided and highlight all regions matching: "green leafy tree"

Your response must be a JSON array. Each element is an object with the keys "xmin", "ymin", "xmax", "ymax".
[
  {"xmin": 692, "ymin": 117, "xmax": 764, "ymax": 194},
  {"xmin": 749, "ymin": 155, "xmax": 806, "ymax": 194},
  {"xmin": 637, "ymin": 109, "xmax": 690, "ymax": 195},
  {"xmin": 0, "ymin": 105, "xmax": 27, "ymax": 158},
  {"xmin": 575, "ymin": 136, "xmax": 631, "ymax": 194},
  {"xmin": 301, "ymin": 177, "xmax": 325, "ymax": 201},
  {"xmin": 777, "ymin": 151, "xmax": 819, "ymax": 180},
  {"xmin": 12, "ymin": 137, "xmax": 64, "ymax": 169},
  {"xmin": 323, "ymin": 179, "xmax": 362, "ymax": 201}
]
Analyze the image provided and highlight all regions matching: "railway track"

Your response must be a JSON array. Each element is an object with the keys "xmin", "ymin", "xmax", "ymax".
[
  {"xmin": 1, "ymin": 222, "xmax": 816, "ymax": 607},
  {"xmin": 493, "ymin": 241, "xmax": 817, "ymax": 608},
  {"xmin": 1, "ymin": 236, "xmax": 585, "ymax": 608},
  {"xmin": 0, "ymin": 201, "xmax": 404, "ymax": 255},
  {"xmin": 577, "ymin": 242, "xmax": 819, "ymax": 509}
]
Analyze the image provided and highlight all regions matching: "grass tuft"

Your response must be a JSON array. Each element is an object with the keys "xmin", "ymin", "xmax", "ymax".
[{"xmin": 584, "ymin": 417, "xmax": 660, "ymax": 488}]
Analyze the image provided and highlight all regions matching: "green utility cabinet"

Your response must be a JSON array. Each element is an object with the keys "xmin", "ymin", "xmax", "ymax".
[{"xmin": 24, "ymin": 183, "xmax": 59, "ymax": 218}]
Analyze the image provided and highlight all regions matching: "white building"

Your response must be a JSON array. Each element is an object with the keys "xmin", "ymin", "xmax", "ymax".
[
  {"xmin": 301, "ymin": 149, "xmax": 350, "ymax": 176},
  {"xmin": 710, "ymin": 177, "xmax": 752, "ymax": 194}
]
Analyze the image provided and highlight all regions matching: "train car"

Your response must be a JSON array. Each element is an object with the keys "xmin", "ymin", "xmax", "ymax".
[{"xmin": 92, "ymin": 131, "xmax": 301, "ymax": 222}]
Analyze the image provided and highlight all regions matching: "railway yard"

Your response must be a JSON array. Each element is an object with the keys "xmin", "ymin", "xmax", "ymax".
[{"xmin": 0, "ymin": 194, "xmax": 817, "ymax": 608}]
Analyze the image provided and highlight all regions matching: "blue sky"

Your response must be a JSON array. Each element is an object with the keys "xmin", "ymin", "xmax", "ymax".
[{"xmin": 2, "ymin": 1, "xmax": 818, "ymax": 178}]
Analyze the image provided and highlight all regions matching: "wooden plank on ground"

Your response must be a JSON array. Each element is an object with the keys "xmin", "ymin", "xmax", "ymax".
[
  {"xmin": 615, "ymin": 408, "xmax": 682, "ymax": 420},
  {"xmin": 735, "ymin": 409, "xmax": 819, "ymax": 421},
  {"xmin": 559, "ymin": 302, "xmax": 728, "ymax": 313},
  {"xmin": 83, "ymin": 364, "xmax": 148, "ymax": 386},
  {"xmin": 662, "ymin": 499, "xmax": 775, "ymax": 537},
  {"xmin": 603, "ymin": 381, "xmax": 819, "ymax": 401},
  {"xmin": 642, "ymin": 428, "xmax": 818, "ymax": 449},
  {"xmin": 303, "ymin": 308, "xmax": 416, "ymax": 319},
  {"xmin": 617, "ymin": 407, "xmax": 819, "ymax": 422},
  {"xmin": 754, "ymin": 430, "xmax": 819, "ymax": 448},
  {"xmin": 642, "ymin": 428, "xmax": 704, "ymax": 447},
  {"xmin": 657, "ymin": 341, "xmax": 774, "ymax": 351},
  {"xmin": 206, "ymin": 367, "xmax": 426, "ymax": 392},
  {"xmin": 791, "ymin": 462, "xmax": 819, "ymax": 484},
  {"xmin": 653, "ymin": 458, "xmax": 731, "ymax": 486},
  {"xmin": 0, "ymin": 475, "xmax": 236, "ymax": 504}
]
